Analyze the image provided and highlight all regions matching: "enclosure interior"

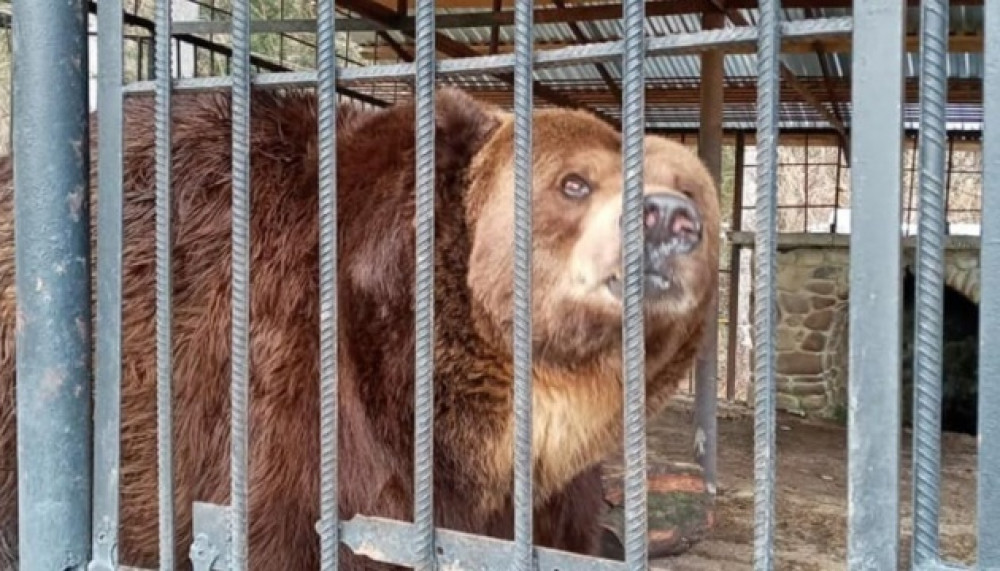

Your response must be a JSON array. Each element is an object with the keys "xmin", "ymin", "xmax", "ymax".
[{"xmin": 0, "ymin": 0, "xmax": 991, "ymax": 569}]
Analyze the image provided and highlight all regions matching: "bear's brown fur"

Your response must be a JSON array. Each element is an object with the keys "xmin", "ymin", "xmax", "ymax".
[{"xmin": 0, "ymin": 86, "xmax": 719, "ymax": 569}]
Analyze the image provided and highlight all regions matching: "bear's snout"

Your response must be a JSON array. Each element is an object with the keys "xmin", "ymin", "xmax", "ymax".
[{"xmin": 641, "ymin": 192, "xmax": 702, "ymax": 255}]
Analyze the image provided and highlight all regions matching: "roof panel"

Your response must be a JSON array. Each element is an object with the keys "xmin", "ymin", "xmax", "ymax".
[{"xmin": 346, "ymin": 3, "xmax": 986, "ymax": 130}]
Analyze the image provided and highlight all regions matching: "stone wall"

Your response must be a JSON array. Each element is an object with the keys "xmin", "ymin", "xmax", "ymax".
[
  {"xmin": 771, "ymin": 248, "xmax": 850, "ymax": 417},
  {"xmin": 740, "ymin": 233, "xmax": 981, "ymax": 420}
]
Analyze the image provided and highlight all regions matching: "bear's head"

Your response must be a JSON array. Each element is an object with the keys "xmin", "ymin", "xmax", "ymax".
[{"xmin": 463, "ymin": 99, "xmax": 721, "ymax": 368}]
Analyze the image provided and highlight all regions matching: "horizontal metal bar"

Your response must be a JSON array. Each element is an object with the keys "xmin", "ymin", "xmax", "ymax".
[
  {"xmin": 122, "ymin": 17, "xmax": 852, "ymax": 94},
  {"xmin": 172, "ymin": 18, "xmax": 326, "ymax": 35},
  {"xmin": 163, "ymin": 1, "xmax": 967, "ymax": 35},
  {"xmin": 340, "ymin": 516, "xmax": 626, "ymax": 570},
  {"xmin": 913, "ymin": 562, "xmax": 974, "ymax": 571}
]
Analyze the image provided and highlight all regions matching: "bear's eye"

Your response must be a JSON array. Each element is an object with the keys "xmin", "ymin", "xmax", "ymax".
[{"xmin": 560, "ymin": 174, "xmax": 591, "ymax": 199}]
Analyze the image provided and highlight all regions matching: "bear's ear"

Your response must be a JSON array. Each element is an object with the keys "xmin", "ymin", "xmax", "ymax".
[{"xmin": 433, "ymin": 87, "xmax": 505, "ymax": 172}]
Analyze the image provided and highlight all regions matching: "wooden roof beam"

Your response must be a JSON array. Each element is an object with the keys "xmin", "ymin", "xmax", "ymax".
[
  {"xmin": 355, "ymin": 0, "xmax": 982, "ymax": 28},
  {"xmin": 806, "ymin": 6, "xmax": 850, "ymax": 163},
  {"xmin": 90, "ymin": 0, "xmax": 389, "ymax": 107},
  {"xmin": 337, "ymin": 0, "xmax": 622, "ymax": 128},
  {"xmin": 355, "ymin": 33, "xmax": 984, "ymax": 61},
  {"xmin": 714, "ymin": 3, "xmax": 851, "ymax": 157},
  {"xmin": 551, "ymin": 0, "xmax": 622, "ymax": 104},
  {"xmin": 449, "ymin": 77, "xmax": 982, "ymax": 107},
  {"xmin": 376, "ymin": 30, "xmax": 414, "ymax": 62}
]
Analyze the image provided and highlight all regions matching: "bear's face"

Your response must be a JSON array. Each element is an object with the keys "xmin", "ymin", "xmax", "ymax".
[{"xmin": 465, "ymin": 108, "xmax": 720, "ymax": 366}]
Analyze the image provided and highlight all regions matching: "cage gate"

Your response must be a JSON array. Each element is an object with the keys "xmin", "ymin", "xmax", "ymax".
[{"xmin": 7, "ymin": 0, "xmax": 1000, "ymax": 570}]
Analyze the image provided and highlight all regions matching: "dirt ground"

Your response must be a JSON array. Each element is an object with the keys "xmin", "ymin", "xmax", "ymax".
[{"xmin": 645, "ymin": 396, "xmax": 979, "ymax": 571}]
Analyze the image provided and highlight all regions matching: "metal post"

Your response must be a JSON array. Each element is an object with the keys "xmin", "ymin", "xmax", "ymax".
[
  {"xmin": 91, "ymin": 0, "xmax": 125, "ymax": 568},
  {"xmin": 978, "ymin": 0, "xmax": 1000, "ymax": 565},
  {"xmin": 154, "ymin": 0, "xmax": 177, "ymax": 567},
  {"xmin": 12, "ymin": 0, "xmax": 93, "ymax": 568},
  {"xmin": 753, "ymin": 0, "xmax": 781, "ymax": 568},
  {"xmin": 512, "ymin": 0, "xmax": 535, "ymax": 567},
  {"xmin": 316, "ymin": 0, "xmax": 340, "ymax": 568},
  {"xmin": 847, "ymin": 0, "xmax": 905, "ymax": 569},
  {"xmin": 911, "ymin": 0, "xmax": 948, "ymax": 564},
  {"xmin": 694, "ymin": 8, "xmax": 724, "ymax": 494},
  {"xmin": 412, "ymin": 0, "xmax": 437, "ymax": 564},
  {"xmin": 231, "ymin": 0, "xmax": 253, "ymax": 566},
  {"xmin": 620, "ymin": 0, "xmax": 647, "ymax": 567}
]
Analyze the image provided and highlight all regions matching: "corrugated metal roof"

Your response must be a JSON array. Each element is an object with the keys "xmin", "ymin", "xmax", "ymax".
[
  {"xmin": 336, "ymin": 4, "xmax": 987, "ymax": 131},
  {"xmin": 401, "ymin": 4, "xmax": 984, "ymax": 130},
  {"xmin": 178, "ymin": 0, "xmax": 986, "ymax": 130},
  {"xmin": 428, "ymin": 4, "xmax": 984, "ymax": 82}
]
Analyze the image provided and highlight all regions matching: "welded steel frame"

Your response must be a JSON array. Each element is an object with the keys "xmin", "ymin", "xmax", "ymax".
[{"xmin": 10, "ymin": 1, "xmax": 1000, "ymax": 570}]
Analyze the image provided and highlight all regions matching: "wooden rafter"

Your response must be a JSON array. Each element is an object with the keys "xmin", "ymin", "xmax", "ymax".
[
  {"xmin": 451, "ymin": 77, "xmax": 982, "ymax": 107},
  {"xmin": 354, "ymin": 33, "xmax": 984, "ymax": 62},
  {"xmin": 87, "ymin": 0, "xmax": 389, "ymax": 107},
  {"xmin": 550, "ymin": 0, "xmax": 622, "ymax": 104},
  {"xmin": 806, "ymin": 6, "xmax": 850, "ymax": 164},
  {"xmin": 488, "ymin": 0, "xmax": 502, "ymax": 54},
  {"xmin": 711, "ymin": 2, "xmax": 851, "ymax": 153},
  {"xmin": 337, "ymin": 0, "xmax": 622, "ymax": 128},
  {"xmin": 375, "ymin": 30, "xmax": 414, "ymax": 62},
  {"xmin": 347, "ymin": 0, "xmax": 982, "ymax": 31}
]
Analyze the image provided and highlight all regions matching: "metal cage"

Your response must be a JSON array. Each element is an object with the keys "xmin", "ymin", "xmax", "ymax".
[{"xmin": 6, "ymin": 0, "xmax": 999, "ymax": 569}]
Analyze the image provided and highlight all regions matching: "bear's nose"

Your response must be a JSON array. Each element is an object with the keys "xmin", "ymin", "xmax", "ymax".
[{"xmin": 641, "ymin": 192, "xmax": 702, "ymax": 254}]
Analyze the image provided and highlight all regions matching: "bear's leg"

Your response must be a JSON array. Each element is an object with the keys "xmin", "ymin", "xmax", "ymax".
[
  {"xmin": 0, "ymin": 471, "xmax": 16, "ymax": 571},
  {"xmin": 533, "ymin": 464, "xmax": 605, "ymax": 557}
]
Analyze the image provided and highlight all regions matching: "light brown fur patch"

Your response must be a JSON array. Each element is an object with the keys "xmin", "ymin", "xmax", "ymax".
[{"xmin": 467, "ymin": 106, "xmax": 720, "ymax": 511}]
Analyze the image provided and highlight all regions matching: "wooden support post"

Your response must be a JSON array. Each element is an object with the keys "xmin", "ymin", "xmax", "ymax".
[
  {"xmin": 693, "ymin": 8, "xmax": 725, "ymax": 495},
  {"xmin": 726, "ymin": 133, "xmax": 746, "ymax": 401}
]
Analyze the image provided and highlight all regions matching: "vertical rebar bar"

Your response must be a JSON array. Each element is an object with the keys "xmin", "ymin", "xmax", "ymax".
[
  {"xmin": 752, "ymin": 0, "xmax": 780, "ymax": 568},
  {"xmin": 92, "ymin": 0, "xmax": 125, "ymax": 568},
  {"xmin": 12, "ymin": 0, "xmax": 93, "ymax": 568},
  {"xmin": 231, "ymin": 0, "xmax": 252, "ymax": 567},
  {"xmin": 512, "ymin": 0, "xmax": 534, "ymax": 567},
  {"xmin": 621, "ymin": 0, "xmax": 647, "ymax": 568},
  {"xmin": 911, "ymin": 0, "xmax": 948, "ymax": 564},
  {"xmin": 316, "ymin": 0, "xmax": 340, "ymax": 569},
  {"xmin": 979, "ymin": 0, "xmax": 1000, "ymax": 565},
  {"xmin": 847, "ymin": 1, "xmax": 905, "ymax": 569},
  {"xmin": 412, "ymin": 0, "xmax": 436, "ymax": 566},
  {"xmin": 154, "ymin": 0, "xmax": 175, "ymax": 567}
]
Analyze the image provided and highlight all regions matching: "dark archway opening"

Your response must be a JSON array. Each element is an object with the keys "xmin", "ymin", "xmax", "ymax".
[{"xmin": 901, "ymin": 267, "xmax": 980, "ymax": 436}]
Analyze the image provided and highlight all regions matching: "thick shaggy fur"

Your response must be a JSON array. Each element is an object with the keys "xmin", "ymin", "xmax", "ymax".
[{"xmin": 0, "ymin": 87, "xmax": 719, "ymax": 569}]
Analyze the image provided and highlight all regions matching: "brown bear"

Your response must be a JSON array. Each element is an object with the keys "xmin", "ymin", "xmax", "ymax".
[{"xmin": 0, "ymin": 85, "xmax": 719, "ymax": 570}]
